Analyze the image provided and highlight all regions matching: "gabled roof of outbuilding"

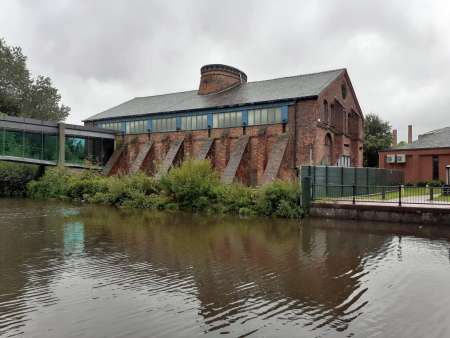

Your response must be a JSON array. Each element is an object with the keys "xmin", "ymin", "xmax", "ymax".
[
  {"xmin": 389, "ymin": 127, "xmax": 450, "ymax": 150},
  {"xmin": 85, "ymin": 68, "xmax": 346, "ymax": 121}
]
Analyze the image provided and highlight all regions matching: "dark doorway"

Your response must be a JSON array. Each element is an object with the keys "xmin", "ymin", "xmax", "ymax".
[{"xmin": 432, "ymin": 156, "xmax": 439, "ymax": 180}]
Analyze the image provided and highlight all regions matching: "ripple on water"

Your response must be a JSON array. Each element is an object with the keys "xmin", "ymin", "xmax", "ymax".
[{"xmin": 1, "ymin": 201, "xmax": 450, "ymax": 337}]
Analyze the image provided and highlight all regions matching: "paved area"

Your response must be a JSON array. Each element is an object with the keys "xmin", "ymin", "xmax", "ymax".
[{"xmin": 317, "ymin": 198, "xmax": 450, "ymax": 209}]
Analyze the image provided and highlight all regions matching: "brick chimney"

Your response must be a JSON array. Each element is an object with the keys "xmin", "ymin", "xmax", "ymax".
[
  {"xmin": 198, "ymin": 64, "xmax": 247, "ymax": 95},
  {"xmin": 408, "ymin": 125, "xmax": 413, "ymax": 144},
  {"xmin": 392, "ymin": 129, "xmax": 398, "ymax": 146}
]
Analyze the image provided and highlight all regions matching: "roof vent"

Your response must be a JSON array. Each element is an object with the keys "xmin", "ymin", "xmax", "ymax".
[{"xmin": 198, "ymin": 64, "xmax": 247, "ymax": 95}]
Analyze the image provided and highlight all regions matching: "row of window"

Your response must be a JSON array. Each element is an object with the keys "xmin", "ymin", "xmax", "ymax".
[
  {"xmin": 248, "ymin": 108, "xmax": 282, "ymax": 126},
  {"xmin": 97, "ymin": 107, "xmax": 285, "ymax": 133},
  {"xmin": 181, "ymin": 115, "xmax": 208, "ymax": 131},
  {"xmin": 126, "ymin": 120, "xmax": 146, "ymax": 134},
  {"xmin": 100, "ymin": 122, "xmax": 121, "ymax": 131},
  {"xmin": 213, "ymin": 111, "xmax": 242, "ymax": 129},
  {"xmin": 153, "ymin": 117, "xmax": 176, "ymax": 132}
]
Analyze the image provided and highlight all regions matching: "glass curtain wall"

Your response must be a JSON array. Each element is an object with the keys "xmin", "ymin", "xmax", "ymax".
[{"xmin": 65, "ymin": 136, "xmax": 114, "ymax": 166}]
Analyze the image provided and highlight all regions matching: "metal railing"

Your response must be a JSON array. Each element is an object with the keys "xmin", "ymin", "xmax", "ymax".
[{"xmin": 312, "ymin": 184, "xmax": 450, "ymax": 206}]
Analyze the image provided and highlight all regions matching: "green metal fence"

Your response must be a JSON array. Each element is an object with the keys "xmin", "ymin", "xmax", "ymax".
[{"xmin": 300, "ymin": 166, "xmax": 404, "ymax": 199}]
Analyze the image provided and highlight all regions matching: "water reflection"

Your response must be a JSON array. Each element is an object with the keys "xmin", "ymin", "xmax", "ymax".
[{"xmin": 1, "ymin": 199, "xmax": 450, "ymax": 337}]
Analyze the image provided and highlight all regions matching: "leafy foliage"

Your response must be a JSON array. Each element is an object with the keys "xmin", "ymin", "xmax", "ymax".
[
  {"xmin": 0, "ymin": 38, "xmax": 70, "ymax": 121},
  {"xmin": 160, "ymin": 159, "xmax": 220, "ymax": 211},
  {"xmin": 363, "ymin": 113, "xmax": 392, "ymax": 167},
  {"xmin": 0, "ymin": 162, "xmax": 40, "ymax": 197},
  {"xmin": 26, "ymin": 160, "xmax": 304, "ymax": 219}
]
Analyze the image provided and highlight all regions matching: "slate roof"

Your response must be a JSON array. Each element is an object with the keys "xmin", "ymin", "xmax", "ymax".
[
  {"xmin": 85, "ymin": 68, "xmax": 345, "ymax": 121},
  {"xmin": 391, "ymin": 127, "xmax": 450, "ymax": 150}
]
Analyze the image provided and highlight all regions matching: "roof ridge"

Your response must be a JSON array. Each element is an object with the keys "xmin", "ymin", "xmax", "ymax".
[
  {"xmin": 133, "ymin": 68, "xmax": 346, "ymax": 100},
  {"xmin": 245, "ymin": 68, "xmax": 346, "ymax": 85}
]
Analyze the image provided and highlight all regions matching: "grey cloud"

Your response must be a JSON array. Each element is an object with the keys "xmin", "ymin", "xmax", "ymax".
[{"xmin": 1, "ymin": 0, "xmax": 449, "ymax": 140}]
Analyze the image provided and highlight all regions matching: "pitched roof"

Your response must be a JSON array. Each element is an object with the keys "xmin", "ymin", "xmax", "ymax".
[
  {"xmin": 391, "ymin": 127, "xmax": 450, "ymax": 150},
  {"xmin": 85, "ymin": 68, "xmax": 345, "ymax": 121}
]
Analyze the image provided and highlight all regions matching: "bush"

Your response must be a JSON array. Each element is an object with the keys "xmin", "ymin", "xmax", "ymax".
[
  {"xmin": 24, "ymin": 160, "xmax": 304, "ymax": 218},
  {"xmin": 215, "ymin": 184, "xmax": 256, "ymax": 215},
  {"xmin": 27, "ymin": 167, "xmax": 72, "ymax": 199},
  {"xmin": 67, "ymin": 171, "xmax": 109, "ymax": 200},
  {"xmin": 427, "ymin": 180, "xmax": 445, "ymax": 187},
  {"xmin": 256, "ymin": 180, "xmax": 303, "ymax": 218},
  {"xmin": 160, "ymin": 159, "xmax": 220, "ymax": 211},
  {"xmin": 0, "ymin": 162, "xmax": 40, "ymax": 197}
]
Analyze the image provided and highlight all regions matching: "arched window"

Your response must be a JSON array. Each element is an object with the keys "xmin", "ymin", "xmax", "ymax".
[
  {"xmin": 322, "ymin": 134, "xmax": 333, "ymax": 165},
  {"xmin": 323, "ymin": 100, "xmax": 329, "ymax": 123}
]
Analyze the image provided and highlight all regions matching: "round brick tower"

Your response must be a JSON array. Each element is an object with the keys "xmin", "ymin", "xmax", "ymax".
[{"xmin": 198, "ymin": 64, "xmax": 247, "ymax": 95}]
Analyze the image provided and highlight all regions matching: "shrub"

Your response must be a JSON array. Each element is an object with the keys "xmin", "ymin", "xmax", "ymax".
[
  {"xmin": 256, "ymin": 180, "xmax": 303, "ymax": 218},
  {"xmin": 0, "ymin": 162, "xmax": 40, "ymax": 197},
  {"xmin": 427, "ymin": 180, "xmax": 445, "ymax": 187},
  {"xmin": 215, "ymin": 184, "xmax": 256, "ymax": 215},
  {"xmin": 24, "ymin": 160, "xmax": 304, "ymax": 218},
  {"xmin": 89, "ymin": 173, "xmax": 161, "ymax": 207},
  {"xmin": 160, "ymin": 159, "xmax": 220, "ymax": 211},
  {"xmin": 67, "ymin": 171, "xmax": 109, "ymax": 200},
  {"xmin": 27, "ymin": 167, "xmax": 72, "ymax": 199}
]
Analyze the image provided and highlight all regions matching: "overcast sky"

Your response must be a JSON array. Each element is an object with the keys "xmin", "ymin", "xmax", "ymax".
[{"xmin": 1, "ymin": 0, "xmax": 449, "ymax": 141}]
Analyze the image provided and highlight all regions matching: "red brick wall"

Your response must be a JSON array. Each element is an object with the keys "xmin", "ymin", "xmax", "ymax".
[
  {"xmin": 114, "ymin": 124, "xmax": 295, "ymax": 185},
  {"xmin": 379, "ymin": 148, "xmax": 450, "ymax": 183},
  {"xmin": 316, "ymin": 71, "xmax": 364, "ymax": 167},
  {"xmin": 108, "ymin": 72, "xmax": 364, "ymax": 185}
]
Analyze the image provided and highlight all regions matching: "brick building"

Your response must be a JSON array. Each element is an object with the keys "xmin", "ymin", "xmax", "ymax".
[
  {"xmin": 379, "ymin": 126, "xmax": 450, "ymax": 184},
  {"xmin": 84, "ymin": 64, "xmax": 364, "ymax": 185}
]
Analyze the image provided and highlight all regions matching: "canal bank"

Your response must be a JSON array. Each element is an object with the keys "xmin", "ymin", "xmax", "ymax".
[{"xmin": 310, "ymin": 202, "xmax": 450, "ymax": 226}]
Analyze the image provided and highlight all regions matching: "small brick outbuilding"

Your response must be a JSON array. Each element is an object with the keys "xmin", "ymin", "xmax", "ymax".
[{"xmin": 379, "ymin": 127, "xmax": 450, "ymax": 184}]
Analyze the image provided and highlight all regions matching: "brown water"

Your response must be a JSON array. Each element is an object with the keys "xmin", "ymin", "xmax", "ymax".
[{"xmin": 1, "ymin": 199, "xmax": 450, "ymax": 338}]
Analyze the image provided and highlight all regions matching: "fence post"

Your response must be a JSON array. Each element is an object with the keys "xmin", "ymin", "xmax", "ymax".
[
  {"xmin": 398, "ymin": 185, "xmax": 402, "ymax": 206},
  {"xmin": 353, "ymin": 184, "xmax": 356, "ymax": 205},
  {"xmin": 382, "ymin": 186, "xmax": 386, "ymax": 200},
  {"xmin": 302, "ymin": 176, "xmax": 312, "ymax": 215},
  {"xmin": 325, "ymin": 166, "xmax": 329, "ymax": 197},
  {"xmin": 430, "ymin": 187, "xmax": 434, "ymax": 201},
  {"xmin": 366, "ymin": 167, "xmax": 369, "ymax": 195}
]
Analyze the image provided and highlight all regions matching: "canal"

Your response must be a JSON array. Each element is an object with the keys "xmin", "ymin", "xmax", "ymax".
[{"xmin": 1, "ymin": 199, "xmax": 450, "ymax": 337}]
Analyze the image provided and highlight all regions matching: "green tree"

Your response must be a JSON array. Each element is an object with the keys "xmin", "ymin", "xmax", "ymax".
[
  {"xmin": 364, "ymin": 113, "xmax": 392, "ymax": 167},
  {"xmin": 0, "ymin": 38, "xmax": 70, "ymax": 121}
]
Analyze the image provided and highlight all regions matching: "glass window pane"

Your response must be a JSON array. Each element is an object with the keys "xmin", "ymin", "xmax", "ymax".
[
  {"xmin": 43, "ymin": 134, "xmax": 58, "ymax": 161},
  {"xmin": 236, "ymin": 111, "xmax": 242, "ymax": 126},
  {"xmin": 275, "ymin": 108, "xmax": 282, "ymax": 122},
  {"xmin": 261, "ymin": 109, "xmax": 268, "ymax": 124},
  {"xmin": 4, "ymin": 130, "xmax": 23, "ymax": 157},
  {"xmin": 23, "ymin": 132, "xmax": 42, "ymax": 159},
  {"xmin": 255, "ymin": 110, "xmax": 261, "ymax": 124},
  {"xmin": 65, "ymin": 137, "xmax": 87, "ymax": 165},
  {"xmin": 248, "ymin": 111, "xmax": 254, "ymax": 125}
]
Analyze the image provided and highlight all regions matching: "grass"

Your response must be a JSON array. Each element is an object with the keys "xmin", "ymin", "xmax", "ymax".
[{"xmin": 316, "ymin": 186, "xmax": 450, "ymax": 204}]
